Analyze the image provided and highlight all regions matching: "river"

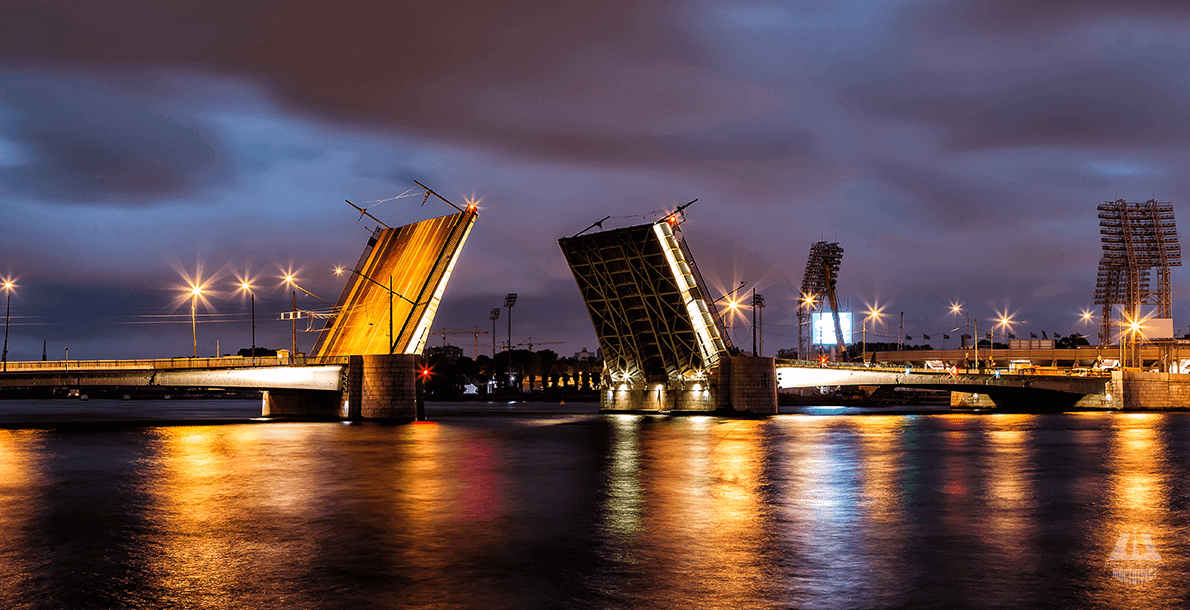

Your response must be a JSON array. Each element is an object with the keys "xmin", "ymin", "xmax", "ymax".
[{"xmin": 0, "ymin": 399, "xmax": 1185, "ymax": 608}]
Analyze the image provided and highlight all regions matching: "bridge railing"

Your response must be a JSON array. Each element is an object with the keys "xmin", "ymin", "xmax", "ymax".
[
  {"xmin": 0, "ymin": 355, "xmax": 353, "ymax": 373},
  {"xmin": 775, "ymin": 359, "xmax": 1112, "ymax": 378}
]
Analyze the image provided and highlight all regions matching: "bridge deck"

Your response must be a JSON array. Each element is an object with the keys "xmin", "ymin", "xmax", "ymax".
[
  {"xmin": 0, "ymin": 358, "xmax": 346, "ymax": 392},
  {"xmin": 776, "ymin": 361, "xmax": 1111, "ymax": 395}
]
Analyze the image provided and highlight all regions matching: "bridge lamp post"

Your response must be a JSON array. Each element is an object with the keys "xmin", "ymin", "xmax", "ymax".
[
  {"xmin": 711, "ymin": 281, "xmax": 747, "ymax": 345},
  {"xmin": 862, "ymin": 305, "xmax": 884, "ymax": 366},
  {"xmin": 1079, "ymin": 309, "xmax": 1103, "ymax": 366},
  {"xmin": 188, "ymin": 284, "xmax": 203, "ymax": 358},
  {"xmin": 950, "ymin": 304, "xmax": 971, "ymax": 370},
  {"xmin": 237, "ymin": 281, "xmax": 255, "ymax": 358},
  {"xmin": 2, "ymin": 280, "xmax": 14, "ymax": 372},
  {"xmin": 992, "ymin": 314, "xmax": 1013, "ymax": 371}
]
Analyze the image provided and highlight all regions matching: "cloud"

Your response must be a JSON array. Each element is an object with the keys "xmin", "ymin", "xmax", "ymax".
[
  {"xmin": 928, "ymin": 0, "xmax": 1190, "ymax": 33},
  {"xmin": 0, "ymin": 1, "xmax": 796, "ymax": 172},
  {"xmin": 0, "ymin": 74, "xmax": 230, "ymax": 203},
  {"xmin": 839, "ymin": 61, "xmax": 1190, "ymax": 151}
]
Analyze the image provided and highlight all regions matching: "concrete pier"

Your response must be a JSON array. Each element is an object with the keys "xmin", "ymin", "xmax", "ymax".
[
  {"xmin": 264, "ymin": 354, "xmax": 424, "ymax": 421},
  {"xmin": 601, "ymin": 355, "xmax": 777, "ymax": 414}
]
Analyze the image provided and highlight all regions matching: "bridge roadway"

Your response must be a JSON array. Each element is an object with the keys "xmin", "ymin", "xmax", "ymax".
[
  {"xmin": 0, "ymin": 357, "xmax": 344, "ymax": 392},
  {"xmin": 775, "ymin": 360, "xmax": 1113, "ymax": 408}
]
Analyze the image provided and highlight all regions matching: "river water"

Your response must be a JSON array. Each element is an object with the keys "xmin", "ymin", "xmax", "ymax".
[{"xmin": 0, "ymin": 399, "xmax": 1186, "ymax": 609}]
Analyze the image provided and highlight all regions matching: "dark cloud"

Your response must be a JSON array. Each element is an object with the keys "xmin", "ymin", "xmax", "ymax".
[
  {"xmin": 0, "ymin": 0, "xmax": 789, "ymax": 170},
  {"xmin": 840, "ymin": 62, "xmax": 1190, "ymax": 150},
  {"xmin": 928, "ymin": 0, "xmax": 1190, "ymax": 33},
  {"xmin": 872, "ymin": 159, "xmax": 1024, "ymax": 230},
  {"xmin": 0, "ymin": 75, "xmax": 230, "ymax": 202}
]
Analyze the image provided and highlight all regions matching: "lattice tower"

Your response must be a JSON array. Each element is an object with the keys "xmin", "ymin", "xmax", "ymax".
[
  {"xmin": 1094, "ymin": 199, "xmax": 1180, "ymax": 346},
  {"xmin": 798, "ymin": 241, "xmax": 844, "ymax": 359}
]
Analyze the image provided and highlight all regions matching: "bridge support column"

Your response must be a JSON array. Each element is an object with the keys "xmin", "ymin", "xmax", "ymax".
[
  {"xmin": 350, "ymin": 354, "xmax": 424, "ymax": 421},
  {"xmin": 262, "ymin": 354, "xmax": 423, "ymax": 421},
  {"xmin": 599, "ymin": 356, "xmax": 776, "ymax": 415},
  {"xmin": 728, "ymin": 356, "xmax": 777, "ymax": 414}
]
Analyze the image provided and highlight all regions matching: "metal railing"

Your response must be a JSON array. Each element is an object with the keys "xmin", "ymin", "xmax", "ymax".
[{"xmin": 0, "ymin": 355, "xmax": 352, "ymax": 373}]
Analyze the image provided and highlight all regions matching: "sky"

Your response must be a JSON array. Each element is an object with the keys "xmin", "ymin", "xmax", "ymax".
[{"xmin": 3, "ymin": 0, "xmax": 1190, "ymax": 361}]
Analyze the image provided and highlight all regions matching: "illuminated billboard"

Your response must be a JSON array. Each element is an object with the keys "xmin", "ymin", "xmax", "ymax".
[
  {"xmin": 1142, "ymin": 318, "xmax": 1175, "ymax": 340},
  {"xmin": 811, "ymin": 311, "xmax": 852, "ymax": 345}
]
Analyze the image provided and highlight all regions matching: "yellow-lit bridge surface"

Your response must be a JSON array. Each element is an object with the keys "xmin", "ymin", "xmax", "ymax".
[
  {"xmin": 312, "ymin": 209, "xmax": 476, "ymax": 357},
  {"xmin": 0, "ymin": 357, "xmax": 345, "ymax": 392}
]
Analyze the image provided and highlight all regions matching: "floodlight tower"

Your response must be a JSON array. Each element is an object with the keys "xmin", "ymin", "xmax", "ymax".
[
  {"xmin": 1094, "ymin": 199, "xmax": 1180, "ymax": 367},
  {"xmin": 798, "ymin": 241, "xmax": 844, "ymax": 359}
]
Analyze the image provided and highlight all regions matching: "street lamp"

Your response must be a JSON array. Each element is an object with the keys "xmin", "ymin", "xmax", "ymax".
[
  {"xmin": 991, "ymin": 313, "xmax": 1014, "ymax": 370},
  {"xmin": 188, "ymin": 283, "xmax": 203, "ymax": 358},
  {"xmin": 711, "ymin": 281, "xmax": 747, "ymax": 344},
  {"xmin": 799, "ymin": 292, "xmax": 819, "ymax": 360},
  {"xmin": 2, "ymin": 280, "xmax": 14, "ymax": 372},
  {"xmin": 284, "ymin": 272, "xmax": 341, "ymax": 356},
  {"xmin": 862, "ymin": 303, "xmax": 885, "ymax": 365},
  {"xmin": 950, "ymin": 303, "xmax": 973, "ymax": 370},
  {"xmin": 237, "ymin": 280, "xmax": 255, "ymax": 358}
]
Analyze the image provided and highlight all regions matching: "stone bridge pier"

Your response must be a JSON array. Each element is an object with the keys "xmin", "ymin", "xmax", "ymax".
[{"xmin": 263, "ymin": 354, "xmax": 424, "ymax": 421}]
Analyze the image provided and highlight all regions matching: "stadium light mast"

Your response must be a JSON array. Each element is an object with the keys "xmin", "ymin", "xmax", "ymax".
[{"xmin": 505, "ymin": 293, "xmax": 518, "ymax": 389}]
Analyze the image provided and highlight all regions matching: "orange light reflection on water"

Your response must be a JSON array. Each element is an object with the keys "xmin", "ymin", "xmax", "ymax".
[{"xmin": 0, "ymin": 431, "xmax": 46, "ymax": 607}]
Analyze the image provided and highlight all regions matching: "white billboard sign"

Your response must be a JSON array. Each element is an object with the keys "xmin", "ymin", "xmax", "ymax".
[{"xmin": 811, "ymin": 311, "xmax": 853, "ymax": 345}]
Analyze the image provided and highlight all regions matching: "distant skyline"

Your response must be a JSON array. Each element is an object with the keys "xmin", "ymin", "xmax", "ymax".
[{"xmin": 3, "ymin": 0, "xmax": 1190, "ymax": 360}]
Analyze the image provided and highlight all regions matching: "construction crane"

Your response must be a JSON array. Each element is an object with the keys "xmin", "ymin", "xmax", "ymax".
[
  {"xmin": 516, "ymin": 337, "xmax": 564, "ymax": 351},
  {"xmin": 428, "ymin": 327, "xmax": 490, "ymax": 359}
]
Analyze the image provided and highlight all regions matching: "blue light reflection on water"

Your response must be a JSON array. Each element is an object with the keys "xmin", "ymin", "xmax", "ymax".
[{"xmin": 0, "ymin": 401, "xmax": 1187, "ymax": 607}]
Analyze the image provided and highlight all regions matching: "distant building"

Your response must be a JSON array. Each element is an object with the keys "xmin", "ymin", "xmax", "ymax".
[
  {"xmin": 426, "ymin": 344, "xmax": 463, "ymax": 363},
  {"xmin": 575, "ymin": 347, "xmax": 592, "ymax": 361}
]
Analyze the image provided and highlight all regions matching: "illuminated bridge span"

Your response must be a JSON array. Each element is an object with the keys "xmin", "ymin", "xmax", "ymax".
[
  {"xmin": 1, "ymin": 195, "xmax": 478, "ymax": 422},
  {"xmin": 560, "ymin": 210, "xmax": 777, "ymax": 414},
  {"xmin": 775, "ymin": 361, "xmax": 1115, "ymax": 410}
]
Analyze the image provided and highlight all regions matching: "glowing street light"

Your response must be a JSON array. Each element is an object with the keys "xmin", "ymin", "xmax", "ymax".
[
  {"xmin": 2, "ymin": 280, "xmax": 15, "ymax": 372},
  {"xmin": 712, "ymin": 281, "xmax": 747, "ymax": 344},
  {"xmin": 990, "ymin": 312, "xmax": 1015, "ymax": 370},
  {"xmin": 188, "ymin": 282, "xmax": 203, "ymax": 358},
  {"xmin": 950, "ymin": 303, "xmax": 975, "ymax": 370},
  {"xmin": 237, "ymin": 280, "xmax": 256, "ymax": 358},
  {"xmin": 861, "ymin": 303, "xmax": 885, "ymax": 365}
]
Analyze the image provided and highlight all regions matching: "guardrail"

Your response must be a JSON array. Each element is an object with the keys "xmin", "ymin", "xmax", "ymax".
[
  {"xmin": 775, "ymin": 359, "xmax": 1113, "ymax": 378},
  {"xmin": 0, "ymin": 355, "xmax": 352, "ymax": 373}
]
